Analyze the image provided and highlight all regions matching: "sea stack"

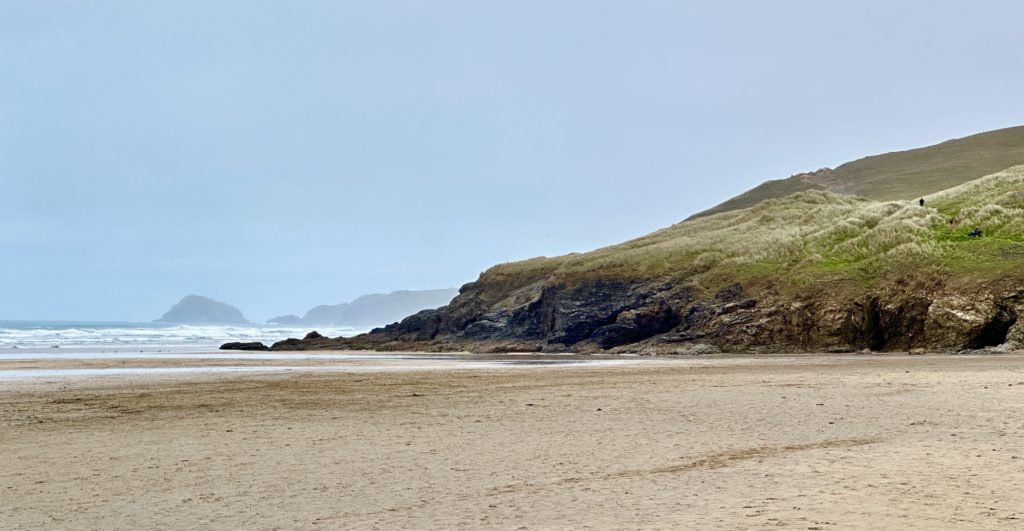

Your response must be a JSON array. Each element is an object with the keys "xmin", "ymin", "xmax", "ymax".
[{"xmin": 155, "ymin": 295, "xmax": 250, "ymax": 325}]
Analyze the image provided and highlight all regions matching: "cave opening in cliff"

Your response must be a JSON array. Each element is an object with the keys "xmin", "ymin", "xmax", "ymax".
[
  {"xmin": 864, "ymin": 300, "xmax": 886, "ymax": 351},
  {"xmin": 965, "ymin": 306, "xmax": 1017, "ymax": 349}
]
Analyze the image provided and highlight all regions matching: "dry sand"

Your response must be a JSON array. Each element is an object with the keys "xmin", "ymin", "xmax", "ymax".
[{"xmin": 3, "ymin": 353, "xmax": 1024, "ymax": 529}]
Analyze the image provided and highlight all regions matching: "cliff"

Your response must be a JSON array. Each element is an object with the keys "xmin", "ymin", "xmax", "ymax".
[{"xmin": 233, "ymin": 128, "xmax": 1024, "ymax": 354}]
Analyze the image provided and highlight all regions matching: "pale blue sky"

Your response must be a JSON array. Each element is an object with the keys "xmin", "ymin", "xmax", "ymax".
[{"xmin": 2, "ymin": 1, "xmax": 1023, "ymax": 321}]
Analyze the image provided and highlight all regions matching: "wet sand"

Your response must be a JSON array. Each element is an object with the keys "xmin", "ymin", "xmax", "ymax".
[{"xmin": 3, "ymin": 352, "xmax": 1024, "ymax": 528}]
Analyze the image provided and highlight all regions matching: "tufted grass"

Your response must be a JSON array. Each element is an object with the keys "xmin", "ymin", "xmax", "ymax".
[
  {"xmin": 693, "ymin": 125, "xmax": 1024, "ymax": 218},
  {"xmin": 483, "ymin": 165, "xmax": 1024, "ymax": 292}
]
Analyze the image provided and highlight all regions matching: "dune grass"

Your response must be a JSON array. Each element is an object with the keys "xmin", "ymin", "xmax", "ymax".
[
  {"xmin": 485, "ymin": 165, "xmax": 1024, "ymax": 292},
  {"xmin": 693, "ymin": 125, "xmax": 1024, "ymax": 218}
]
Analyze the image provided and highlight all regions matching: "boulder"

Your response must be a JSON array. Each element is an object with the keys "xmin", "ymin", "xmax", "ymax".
[{"xmin": 220, "ymin": 341, "xmax": 269, "ymax": 351}]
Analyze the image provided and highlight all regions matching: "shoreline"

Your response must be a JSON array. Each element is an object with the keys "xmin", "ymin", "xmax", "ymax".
[
  {"xmin": 0, "ymin": 347, "xmax": 1013, "ymax": 382},
  {"xmin": 0, "ymin": 347, "xmax": 1017, "ymax": 387}
]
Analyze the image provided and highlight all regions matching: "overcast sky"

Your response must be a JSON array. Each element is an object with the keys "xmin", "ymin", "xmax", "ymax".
[{"xmin": 2, "ymin": 0, "xmax": 1023, "ymax": 321}]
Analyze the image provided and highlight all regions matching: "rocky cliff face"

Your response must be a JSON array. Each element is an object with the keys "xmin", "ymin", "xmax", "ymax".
[
  {"xmin": 365, "ymin": 278, "xmax": 690, "ymax": 350},
  {"xmin": 264, "ymin": 269, "xmax": 1024, "ymax": 354}
]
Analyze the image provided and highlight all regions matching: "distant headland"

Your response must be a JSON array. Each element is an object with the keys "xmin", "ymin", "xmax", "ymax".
[
  {"xmin": 158, "ymin": 289, "xmax": 458, "ymax": 328},
  {"xmin": 155, "ymin": 295, "xmax": 249, "ymax": 325}
]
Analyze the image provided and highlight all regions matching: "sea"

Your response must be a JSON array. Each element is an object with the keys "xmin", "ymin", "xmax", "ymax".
[
  {"xmin": 0, "ymin": 321, "xmax": 642, "ymax": 380},
  {"xmin": 0, "ymin": 320, "xmax": 366, "ymax": 350}
]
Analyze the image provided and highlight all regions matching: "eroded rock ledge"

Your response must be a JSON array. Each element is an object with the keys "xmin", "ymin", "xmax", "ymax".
[{"xmin": 231, "ymin": 272, "xmax": 1024, "ymax": 355}]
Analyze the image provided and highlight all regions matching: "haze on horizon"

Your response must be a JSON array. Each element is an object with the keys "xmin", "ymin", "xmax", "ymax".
[{"xmin": 3, "ymin": 0, "xmax": 1023, "ymax": 322}]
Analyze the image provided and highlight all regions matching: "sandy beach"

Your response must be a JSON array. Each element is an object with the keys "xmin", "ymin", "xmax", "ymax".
[{"xmin": 4, "ymin": 352, "xmax": 1024, "ymax": 529}]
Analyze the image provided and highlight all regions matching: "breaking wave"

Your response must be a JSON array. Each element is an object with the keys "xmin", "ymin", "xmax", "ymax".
[{"xmin": 0, "ymin": 321, "xmax": 366, "ymax": 348}]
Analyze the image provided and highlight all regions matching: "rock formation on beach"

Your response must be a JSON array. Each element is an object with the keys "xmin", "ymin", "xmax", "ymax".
[
  {"xmin": 220, "ymin": 341, "xmax": 269, "ymax": 351},
  {"xmin": 157, "ymin": 295, "xmax": 249, "ymax": 325},
  {"xmin": 232, "ymin": 126, "xmax": 1024, "ymax": 354}
]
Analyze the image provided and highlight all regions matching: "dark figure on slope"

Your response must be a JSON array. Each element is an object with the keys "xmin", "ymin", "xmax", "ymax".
[
  {"xmin": 969, "ymin": 228, "xmax": 983, "ymax": 238},
  {"xmin": 919, "ymin": 198, "xmax": 925, "ymax": 207}
]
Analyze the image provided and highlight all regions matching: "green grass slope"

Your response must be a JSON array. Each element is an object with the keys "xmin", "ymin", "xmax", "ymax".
[
  {"xmin": 691, "ymin": 125, "xmax": 1024, "ymax": 219},
  {"xmin": 491, "ymin": 164, "xmax": 1024, "ymax": 293}
]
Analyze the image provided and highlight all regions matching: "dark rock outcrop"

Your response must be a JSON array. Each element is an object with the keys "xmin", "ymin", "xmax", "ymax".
[
  {"xmin": 268, "ymin": 333, "xmax": 338, "ymax": 351},
  {"xmin": 372, "ymin": 308, "xmax": 446, "ymax": 342},
  {"xmin": 261, "ymin": 267, "xmax": 1024, "ymax": 355},
  {"xmin": 220, "ymin": 341, "xmax": 269, "ymax": 351},
  {"xmin": 590, "ymin": 301, "xmax": 681, "ymax": 349},
  {"xmin": 349, "ymin": 277, "xmax": 692, "ymax": 352}
]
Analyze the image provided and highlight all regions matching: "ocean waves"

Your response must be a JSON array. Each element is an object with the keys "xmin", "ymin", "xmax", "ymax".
[{"xmin": 0, "ymin": 321, "xmax": 366, "ymax": 348}]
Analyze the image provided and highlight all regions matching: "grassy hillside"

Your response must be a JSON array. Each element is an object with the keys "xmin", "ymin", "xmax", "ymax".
[
  {"xmin": 489, "ymin": 165, "xmax": 1024, "ymax": 292},
  {"xmin": 691, "ymin": 125, "xmax": 1024, "ymax": 219}
]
